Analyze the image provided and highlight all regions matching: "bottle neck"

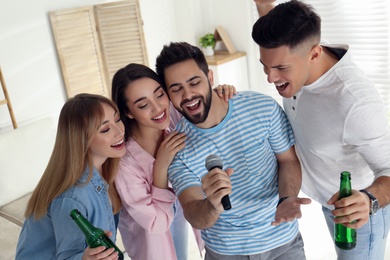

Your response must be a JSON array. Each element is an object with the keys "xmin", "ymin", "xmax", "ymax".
[
  {"xmin": 339, "ymin": 172, "xmax": 352, "ymax": 198},
  {"xmin": 70, "ymin": 210, "xmax": 104, "ymax": 243}
]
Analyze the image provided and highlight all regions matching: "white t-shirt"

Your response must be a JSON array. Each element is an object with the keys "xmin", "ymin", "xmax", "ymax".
[{"xmin": 284, "ymin": 44, "xmax": 390, "ymax": 207}]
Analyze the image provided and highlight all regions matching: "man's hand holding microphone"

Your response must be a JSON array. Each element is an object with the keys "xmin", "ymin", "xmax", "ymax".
[
  {"xmin": 203, "ymin": 154, "xmax": 233, "ymax": 213},
  {"xmin": 203, "ymin": 155, "xmax": 311, "ymax": 226}
]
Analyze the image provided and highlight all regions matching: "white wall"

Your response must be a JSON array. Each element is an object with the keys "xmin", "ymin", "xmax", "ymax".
[
  {"xmin": 193, "ymin": 0, "xmax": 274, "ymax": 98},
  {"xmin": 0, "ymin": 0, "xmax": 268, "ymax": 132},
  {"xmin": 0, "ymin": 0, "xmax": 114, "ymax": 131}
]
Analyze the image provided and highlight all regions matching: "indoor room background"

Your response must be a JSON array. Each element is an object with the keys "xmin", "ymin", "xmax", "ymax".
[{"xmin": 1, "ymin": 0, "xmax": 389, "ymax": 259}]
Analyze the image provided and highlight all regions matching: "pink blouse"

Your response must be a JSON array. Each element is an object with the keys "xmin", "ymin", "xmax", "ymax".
[{"xmin": 115, "ymin": 105, "xmax": 203, "ymax": 260}]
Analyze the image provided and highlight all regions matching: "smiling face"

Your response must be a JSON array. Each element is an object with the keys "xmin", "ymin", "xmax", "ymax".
[
  {"xmin": 124, "ymin": 77, "xmax": 171, "ymax": 131},
  {"xmin": 163, "ymin": 59, "xmax": 213, "ymax": 125},
  {"xmin": 259, "ymin": 45, "xmax": 315, "ymax": 98},
  {"xmin": 89, "ymin": 102, "xmax": 126, "ymax": 168}
]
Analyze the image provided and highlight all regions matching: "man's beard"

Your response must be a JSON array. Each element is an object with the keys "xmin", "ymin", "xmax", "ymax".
[{"xmin": 179, "ymin": 83, "xmax": 212, "ymax": 125}]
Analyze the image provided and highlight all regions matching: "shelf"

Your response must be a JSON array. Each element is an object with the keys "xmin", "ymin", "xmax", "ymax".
[{"xmin": 205, "ymin": 51, "xmax": 246, "ymax": 66}]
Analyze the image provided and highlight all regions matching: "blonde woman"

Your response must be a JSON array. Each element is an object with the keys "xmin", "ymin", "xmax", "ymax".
[{"xmin": 16, "ymin": 93, "xmax": 126, "ymax": 260}]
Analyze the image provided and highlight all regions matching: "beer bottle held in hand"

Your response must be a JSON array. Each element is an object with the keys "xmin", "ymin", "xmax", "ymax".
[
  {"xmin": 70, "ymin": 209, "xmax": 124, "ymax": 260},
  {"xmin": 334, "ymin": 171, "xmax": 356, "ymax": 250}
]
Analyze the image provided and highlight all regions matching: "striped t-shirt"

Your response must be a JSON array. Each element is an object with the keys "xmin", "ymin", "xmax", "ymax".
[{"xmin": 168, "ymin": 91, "xmax": 299, "ymax": 255}]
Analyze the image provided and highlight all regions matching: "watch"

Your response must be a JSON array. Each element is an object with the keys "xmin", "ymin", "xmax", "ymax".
[{"xmin": 359, "ymin": 189, "xmax": 379, "ymax": 215}]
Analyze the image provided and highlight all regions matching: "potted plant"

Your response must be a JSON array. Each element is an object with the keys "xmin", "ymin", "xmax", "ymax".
[{"xmin": 199, "ymin": 33, "xmax": 216, "ymax": 56}]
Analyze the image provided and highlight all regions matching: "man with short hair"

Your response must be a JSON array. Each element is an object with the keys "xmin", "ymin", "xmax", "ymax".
[
  {"xmin": 252, "ymin": 1, "xmax": 390, "ymax": 259},
  {"xmin": 156, "ymin": 41, "xmax": 311, "ymax": 259}
]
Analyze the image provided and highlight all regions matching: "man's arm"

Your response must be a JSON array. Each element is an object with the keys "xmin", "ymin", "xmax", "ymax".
[
  {"xmin": 328, "ymin": 100, "xmax": 390, "ymax": 229},
  {"xmin": 253, "ymin": 0, "xmax": 275, "ymax": 17},
  {"xmin": 178, "ymin": 186, "xmax": 220, "ymax": 229},
  {"xmin": 272, "ymin": 145, "xmax": 311, "ymax": 226},
  {"xmin": 178, "ymin": 168, "xmax": 233, "ymax": 229},
  {"xmin": 277, "ymin": 145, "xmax": 301, "ymax": 198},
  {"xmin": 350, "ymin": 102, "xmax": 390, "ymax": 210},
  {"xmin": 367, "ymin": 176, "xmax": 390, "ymax": 208}
]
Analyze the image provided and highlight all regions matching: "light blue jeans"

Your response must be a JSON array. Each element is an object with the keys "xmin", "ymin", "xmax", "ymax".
[
  {"xmin": 322, "ymin": 205, "xmax": 390, "ymax": 260},
  {"xmin": 170, "ymin": 198, "xmax": 189, "ymax": 260}
]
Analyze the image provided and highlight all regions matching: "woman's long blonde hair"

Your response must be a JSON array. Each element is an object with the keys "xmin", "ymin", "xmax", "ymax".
[{"xmin": 25, "ymin": 93, "xmax": 122, "ymax": 220}]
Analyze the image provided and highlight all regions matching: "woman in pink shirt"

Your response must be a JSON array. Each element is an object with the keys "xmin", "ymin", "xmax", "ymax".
[{"xmin": 111, "ymin": 63, "xmax": 235, "ymax": 260}]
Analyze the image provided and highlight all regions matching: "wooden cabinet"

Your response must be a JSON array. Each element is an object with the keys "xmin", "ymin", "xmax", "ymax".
[{"xmin": 206, "ymin": 51, "xmax": 249, "ymax": 91}]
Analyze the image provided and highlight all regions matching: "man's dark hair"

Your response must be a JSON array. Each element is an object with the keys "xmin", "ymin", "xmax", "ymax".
[
  {"xmin": 155, "ymin": 42, "xmax": 209, "ymax": 90},
  {"xmin": 252, "ymin": 0, "xmax": 321, "ymax": 50}
]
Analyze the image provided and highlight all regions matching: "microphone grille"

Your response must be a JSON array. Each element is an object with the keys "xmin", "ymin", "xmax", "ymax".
[{"xmin": 205, "ymin": 154, "xmax": 223, "ymax": 170}]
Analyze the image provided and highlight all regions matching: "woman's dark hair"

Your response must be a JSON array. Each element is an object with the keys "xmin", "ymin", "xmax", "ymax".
[{"xmin": 111, "ymin": 63, "xmax": 163, "ymax": 142}]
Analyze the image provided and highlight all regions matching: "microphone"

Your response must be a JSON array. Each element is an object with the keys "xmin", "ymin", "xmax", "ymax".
[{"xmin": 205, "ymin": 154, "xmax": 232, "ymax": 210}]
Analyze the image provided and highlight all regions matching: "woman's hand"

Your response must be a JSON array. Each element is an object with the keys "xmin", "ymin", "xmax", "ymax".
[
  {"xmin": 83, "ymin": 246, "xmax": 119, "ymax": 260},
  {"xmin": 82, "ymin": 231, "xmax": 119, "ymax": 260},
  {"xmin": 153, "ymin": 131, "xmax": 186, "ymax": 189},
  {"xmin": 213, "ymin": 84, "xmax": 237, "ymax": 102}
]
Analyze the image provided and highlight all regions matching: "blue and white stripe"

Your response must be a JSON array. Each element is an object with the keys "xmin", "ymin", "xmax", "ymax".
[{"xmin": 168, "ymin": 91, "xmax": 298, "ymax": 255}]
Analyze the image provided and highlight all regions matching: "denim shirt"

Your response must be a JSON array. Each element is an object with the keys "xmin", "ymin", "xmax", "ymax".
[{"xmin": 16, "ymin": 168, "xmax": 117, "ymax": 260}]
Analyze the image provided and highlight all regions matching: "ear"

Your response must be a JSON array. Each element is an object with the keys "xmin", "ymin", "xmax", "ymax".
[
  {"xmin": 310, "ymin": 44, "xmax": 322, "ymax": 63},
  {"xmin": 126, "ymin": 112, "xmax": 134, "ymax": 119},
  {"xmin": 207, "ymin": 69, "xmax": 214, "ymax": 87}
]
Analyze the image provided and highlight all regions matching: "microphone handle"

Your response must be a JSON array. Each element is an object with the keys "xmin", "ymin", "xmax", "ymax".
[
  {"xmin": 210, "ymin": 166, "xmax": 232, "ymax": 211},
  {"xmin": 221, "ymin": 194, "xmax": 231, "ymax": 210}
]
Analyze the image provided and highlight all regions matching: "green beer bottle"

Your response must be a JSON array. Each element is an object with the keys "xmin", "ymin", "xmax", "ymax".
[
  {"xmin": 70, "ymin": 209, "xmax": 124, "ymax": 260},
  {"xmin": 334, "ymin": 171, "xmax": 356, "ymax": 250}
]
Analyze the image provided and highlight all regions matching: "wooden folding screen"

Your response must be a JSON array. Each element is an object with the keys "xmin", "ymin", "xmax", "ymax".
[{"xmin": 49, "ymin": 0, "xmax": 148, "ymax": 98}]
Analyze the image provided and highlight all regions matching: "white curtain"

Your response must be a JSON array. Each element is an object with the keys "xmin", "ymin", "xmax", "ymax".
[{"xmin": 252, "ymin": 0, "xmax": 390, "ymax": 115}]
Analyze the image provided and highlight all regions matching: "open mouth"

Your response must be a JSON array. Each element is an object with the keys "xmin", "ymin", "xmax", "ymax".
[
  {"xmin": 152, "ymin": 110, "xmax": 167, "ymax": 123},
  {"xmin": 111, "ymin": 139, "xmax": 124, "ymax": 149},
  {"xmin": 185, "ymin": 100, "xmax": 200, "ymax": 111},
  {"xmin": 276, "ymin": 82, "xmax": 289, "ymax": 92}
]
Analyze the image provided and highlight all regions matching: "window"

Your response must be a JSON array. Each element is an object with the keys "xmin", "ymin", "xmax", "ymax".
[{"xmin": 308, "ymin": 0, "xmax": 390, "ymax": 114}]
